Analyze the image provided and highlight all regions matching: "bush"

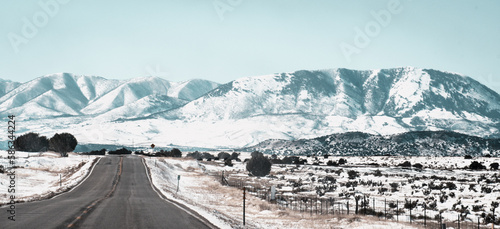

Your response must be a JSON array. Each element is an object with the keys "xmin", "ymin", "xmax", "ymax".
[
  {"xmin": 108, "ymin": 148, "xmax": 132, "ymax": 155},
  {"xmin": 224, "ymin": 158, "xmax": 233, "ymax": 167},
  {"xmin": 390, "ymin": 182, "xmax": 399, "ymax": 192},
  {"xmin": 327, "ymin": 160, "xmax": 338, "ymax": 166},
  {"xmin": 464, "ymin": 155, "xmax": 473, "ymax": 159},
  {"xmin": 218, "ymin": 152, "xmax": 230, "ymax": 160},
  {"xmin": 83, "ymin": 149, "xmax": 106, "ymax": 155},
  {"xmin": 246, "ymin": 151, "xmax": 271, "ymax": 177},
  {"xmin": 156, "ymin": 148, "xmax": 182, "ymax": 157},
  {"xmin": 0, "ymin": 165, "xmax": 4, "ymax": 174},
  {"xmin": 469, "ymin": 161, "xmax": 486, "ymax": 170},
  {"xmin": 170, "ymin": 148, "xmax": 182, "ymax": 157},
  {"xmin": 490, "ymin": 162, "xmax": 499, "ymax": 170},
  {"xmin": 446, "ymin": 182, "xmax": 457, "ymax": 190},
  {"xmin": 347, "ymin": 170, "xmax": 359, "ymax": 179},
  {"xmin": 398, "ymin": 161, "xmax": 411, "ymax": 167},
  {"xmin": 413, "ymin": 163, "xmax": 423, "ymax": 169},
  {"xmin": 186, "ymin": 151, "xmax": 203, "ymax": 160},
  {"xmin": 230, "ymin": 152, "xmax": 240, "ymax": 161},
  {"xmin": 338, "ymin": 158, "xmax": 347, "ymax": 165},
  {"xmin": 14, "ymin": 132, "xmax": 49, "ymax": 152},
  {"xmin": 49, "ymin": 133, "xmax": 77, "ymax": 157}
]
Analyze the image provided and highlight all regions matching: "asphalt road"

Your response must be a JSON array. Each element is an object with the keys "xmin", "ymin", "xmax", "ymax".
[{"xmin": 1, "ymin": 156, "xmax": 213, "ymax": 229}]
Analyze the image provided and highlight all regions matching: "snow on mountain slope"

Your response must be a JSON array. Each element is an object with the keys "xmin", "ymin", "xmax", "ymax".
[
  {"xmin": 0, "ymin": 67, "xmax": 498, "ymax": 149},
  {"xmin": 74, "ymin": 75, "xmax": 122, "ymax": 102},
  {"xmin": 81, "ymin": 77, "xmax": 220, "ymax": 116},
  {"xmin": 0, "ymin": 79, "xmax": 21, "ymax": 97},
  {"xmin": 0, "ymin": 74, "xmax": 219, "ymax": 120},
  {"xmin": 96, "ymin": 95, "xmax": 188, "ymax": 120},
  {"xmin": 81, "ymin": 77, "xmax": 173, "ymax": 114},
  {"xmin": 154, "ymin": 67, "xmax": 500, "ymax": 145},
  {"xmin": 168, "ymin": 79, "xmax": 221, "ymax": 101},
  {"xmin": 0, "ymin": 73, "xmax": 98, "ymax": 118}
]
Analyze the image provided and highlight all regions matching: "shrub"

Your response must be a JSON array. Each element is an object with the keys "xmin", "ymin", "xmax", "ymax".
[
  {"xmin": 156, "ymin": 148, "xmax": 182, "ymax": 157},
  {"xmin": 49, "ymin": 133, "xmax": 77, "ymax": 157},
  {"xmin": 446, "ymin": 182, "xmax": 457, "ymax": 190},
  {"xmin": 246, "ymin": 151, "xmax": 271, "ymax": 177},
  {"xmin": 490, "ymin": 162, "xmax": 499, "ymax": 170},
  {"xmin": 0, "ymin": 165, "xmax": 4, "ymax": 174},
  {"xmin": 170, "ymin": 148, "xmax": 182, "ymax": 157},
  {"xmin": 327, "ymin": 160, "xmax": 338, "ymax": 166},
  {"xmin": 224, "ymin": 158, "xmax": 233, "ymax": 167},
  {"xmin": 398, "ymin": 161, "xmax": 411, "ymax": 167},
  {"xmin": 338, "ymin": 158, "xmax": 347, "ymax": 165},
  {"xmin": 390, "ymin": 182, "xmax": 399, "ymax": 192},
  {"xmin": 108, "ymin": 148, "xmax": 132, "ymax": 155},
  {"xmin": 469, "ymin": 161, "xmax": 486, "ymax": 170},
  {"xmin": 413, "ymin": 163, "xmax": 423, "ymax": 169},
  {"xmin": 347, "ymin": 170, "xmax": 359, "ymax": 179},
  {"xmin": 464, "ymin": 155, "xmax": 473, "ymax": 159},
  {"xmin": 186, "ymin": 151, "xmax": 203, "ymax": 160},
  {"xmin": 218, "ymin": 152, "xmax": 230, "ymax": 160},
  {"xmin": 230, "ymin": 152, "xmax": 240, "ymax": 160},
  {"xmin": 14, "ymin": 132, "xmax": 49, "ymax": 152},
  {"xmin": 84, "ymin": 149, "xmax": 106, "ymax": 155}
]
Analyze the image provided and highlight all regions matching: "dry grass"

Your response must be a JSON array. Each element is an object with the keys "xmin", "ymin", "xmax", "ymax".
[{"xmin": 154, "ymin": 157, "xmax": 428, "ymax": 229}]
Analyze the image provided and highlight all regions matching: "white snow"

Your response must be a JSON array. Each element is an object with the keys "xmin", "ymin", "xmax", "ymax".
[{"xmin": 0, "ymin": 151, "xmax": 97, "ymax": 204}]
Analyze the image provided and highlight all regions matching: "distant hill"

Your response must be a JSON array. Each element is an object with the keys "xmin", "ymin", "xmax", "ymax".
[{"xmin": 244, "ymin": 130, "xmax": 500, "ymax": 157}]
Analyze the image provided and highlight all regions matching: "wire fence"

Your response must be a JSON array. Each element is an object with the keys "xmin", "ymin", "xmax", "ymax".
[{"xmin": 218, "ymin": 171, "xmax": 498, "ymax": 229}]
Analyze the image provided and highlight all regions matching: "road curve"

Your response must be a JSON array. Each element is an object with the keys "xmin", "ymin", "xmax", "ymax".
[{"xmin": 1, "ymin": 155, "xmax": 213, "ymax": 229}]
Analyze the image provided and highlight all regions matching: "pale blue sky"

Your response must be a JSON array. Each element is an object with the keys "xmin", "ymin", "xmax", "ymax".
[{"xmin": 1, "ymin": 0, "xmax": 499, "ymax": 93}]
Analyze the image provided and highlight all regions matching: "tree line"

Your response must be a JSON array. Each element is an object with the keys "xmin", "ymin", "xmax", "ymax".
[{"xmin": 14, "ymin": 132, "xmax": 77, "ymax": 157}]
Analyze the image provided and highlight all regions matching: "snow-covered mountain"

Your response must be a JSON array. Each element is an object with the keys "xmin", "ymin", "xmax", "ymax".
[
  {"xmin": 0, "ymin": 67, "xmax": 498, "ymax": 150},
  {"xmin": 155, "ymin": 67, "xmax": 500, "ymax": 140},
  {"xmin": 0, "ymin": 79, "xmax": 21, "ymax": 98},
  {"xmin": 0, "ymin": 73, "xmax": 220, "ymax": 120}
]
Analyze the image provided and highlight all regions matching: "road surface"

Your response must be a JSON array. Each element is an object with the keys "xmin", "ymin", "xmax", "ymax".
[{"xmin": 1, "ymin": 156, "xmax": 214, "ymax": 229}]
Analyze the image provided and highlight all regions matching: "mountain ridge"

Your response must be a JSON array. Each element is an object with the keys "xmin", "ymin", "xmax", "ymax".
[
  {"xmin": 0, "ymin": 67, "xmax": 499, "ymax": 150},
  {"xmin": 242, "ymin": 130, "xmax": 500, "ymax": 156}
]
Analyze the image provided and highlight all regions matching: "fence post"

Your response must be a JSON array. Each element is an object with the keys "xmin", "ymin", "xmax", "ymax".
[
  {"xmin": 396, "ymin": 200, "xmax": 399, "ymax": 222},
  {"xmin": 373, "ymin": 198, "xmax": 375, "ymax": 216},
  {"xmin": 320, "ymin": 198, "xmax": 323, "ymax": 215},
  {"xmin": 243, "ymin": 187, "xmax": 246, "ymax": 226},
  {"xmin": 364, "ymin": 195, "xmax": 366, "ymax": 215},
  {"xmin": 410, "ymin": 202, "xmax": 412, "ymax": 224},
  {"xmin": 310, "ymin": 198, "xmax": 313, "ymax": 216},
  {"xmin": 315, "ymin": 197, "xmax": 318, "ymax": 215},
  {"xmin": 347, "ymin": 200, "xmax": 349, "ymax": 215},
  {"xmin": 457, "ymin": 214, "xmax": 460, "ymax": 229},
  {"xmin": 424, "ymin": 203, "xmax": 426, "ymax": 227},
  {"xmin": 384, "ymin": 198, "xmax": 387, "ymax": 220}
]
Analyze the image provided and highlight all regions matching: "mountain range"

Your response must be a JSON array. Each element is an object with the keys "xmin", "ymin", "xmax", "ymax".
[{"xmin": 1, "ymin": 67, "xmax": 499, "ymax": 150}]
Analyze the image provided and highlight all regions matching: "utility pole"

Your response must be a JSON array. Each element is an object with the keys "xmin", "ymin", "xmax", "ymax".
[{"xmin": 243, "ymin": 187, "xmax": 246, "ymax": 226}]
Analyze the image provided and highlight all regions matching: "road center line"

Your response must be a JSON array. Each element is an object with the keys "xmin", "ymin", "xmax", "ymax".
[{"xmin": 66, "ymin": 156, "xmax": 123, "ymax": 228}]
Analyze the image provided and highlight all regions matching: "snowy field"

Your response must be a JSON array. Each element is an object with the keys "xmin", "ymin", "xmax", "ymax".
[
  {"xmin": 144, "ymin": 154, "xmax": 438, "ymax": 229},
  {"xmin": 1, "ymin": 150, "xmax": 498, "ymax": 228},
  {"xmin": 0, "ymin": 151, "xmax": 97, "ymax": 205}
]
